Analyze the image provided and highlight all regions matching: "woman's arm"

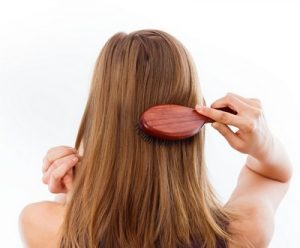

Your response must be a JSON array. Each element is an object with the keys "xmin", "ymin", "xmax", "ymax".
[
  {"xmin": 225, "ymin": 165, "xmax": 290, "ymax": 247},
  {"xmin": 195, "ymin": 92, "xmax": 293, "ymax": 247},
  {"xmin": 224, "ymin": 148, "xmax": 291, "ymax": 247},
  {"xmin": 226, "ymin": 136, "xmax": 292, "ymax": 247}
]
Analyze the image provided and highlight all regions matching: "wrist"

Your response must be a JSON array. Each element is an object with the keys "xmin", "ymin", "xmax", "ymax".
[
  {"xmin": 246, "ymin": 135, "xmax": 292, "ymax": 182},
  {"xmin": 252, "ymin": 132, "xmax": 276, "ymax": 163}
]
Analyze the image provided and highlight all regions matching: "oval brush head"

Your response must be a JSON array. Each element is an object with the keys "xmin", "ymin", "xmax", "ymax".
[{"xmin": 137, "ymin": 104, "xmax": 237, "ymax": 142}]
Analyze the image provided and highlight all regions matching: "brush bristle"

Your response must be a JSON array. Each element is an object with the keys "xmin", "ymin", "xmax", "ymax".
[{"xmin": 135, "ymin": 123, "xmax": 194, "ymax": 146}]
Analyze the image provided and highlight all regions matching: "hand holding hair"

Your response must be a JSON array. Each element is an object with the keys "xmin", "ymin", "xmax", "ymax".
[{"xmin": 41, "ymin": 146, "xmax": 81, "ymax": 195}]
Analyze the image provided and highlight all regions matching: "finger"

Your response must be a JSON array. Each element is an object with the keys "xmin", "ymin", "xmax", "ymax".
[
  {"xmin": 42, "ymin": 161, "xmax": 60, "ymax": 184},
  {"xmin": 46, "ymin": 146, "xmax": 78, "ymax": 162},
  {"xmin": 210, "ymin": 93, "xmax": 253, "ymax": 113},
  {"xmin": 43, "ymin": 154, "xmax": 75, "ymax": 182},
  {"xmin": 223, "ymin": 92, "xmax": 262, "ymax": 108},
  {"xmin": 42, "ymin": 147, "xmax": 77, "ymax": 173},
  {"xmin": 195, "ymin": 105, "xmax": 249, "ymax": 130},
  {"xmin": 43, "ymin": 154, "xmax": 78, "ymax": 183},
  {"xmin": 47, "ymin": 145, "xmax": 76, "ymax": 154},
  {"xmin": 48, "ymin": 174, "xmax": 65, "ymax": 193},
  {"xmin": 211, "ymin": 122, "xmax": 245, "ymax": 152},
  {"xmin": 43, "ymin": 146, "xmax": 77, "ymax": 172},
  {"xmin": 42, "ymin": 154, "xmax": 78, "ymax": 184},
  {"xmin": 48, "ymin": 158, "xmax": 78, "ymax": 193}
]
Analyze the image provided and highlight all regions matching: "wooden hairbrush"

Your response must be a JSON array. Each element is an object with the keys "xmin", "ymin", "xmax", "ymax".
[{"xmin": 136, "ymin": 104, "xmax": 237, "ymax": 143}]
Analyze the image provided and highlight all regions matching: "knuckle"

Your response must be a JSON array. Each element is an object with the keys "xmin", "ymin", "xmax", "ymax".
[
  {"xmin": 253, "ymin": 98, "xmax": 261, "ymax": 104},
  {"xmin": 226, "ymin": 92, "xmax": 234, "ymax": 97},
  {"xmin": 53, "ymin": 160, "xmax": 60, "ymax": 167},
  {"xmin": 41, "ymin": 175, "xmax": 48, "ymax": 184},
  {"xmin": 233, "ymin": 142, "xmax": 245, "ymax": 152},
  {"xmin": 225, "ymin": 93, "xmax": 235, "ymax": 102},
  {"xmin": 253, "ymin": 98, "xmax": 262, "ymax": 107},
  {"xmin": 51, "ymin": 171, "xmax": 61, "ymax": 180},
  {"xmin": 47, "ymin": 146, "xmax": 62, "ymax": 155},
  {"xmin": 219, "ymin": 112, "xmax": 229, "ymax": 123},
  {"xmin": 225, "ymin": 93, "xmax": 231, "ymax": 100},
  {"xmin": 253, "ymin": 108, "xmax": 263, "ymax": 117},
  {"xmin": 42, "ymin": 156, "xmax": 49, "ymax": 164},
  {"xmin": 47, "ymin": 147, "xmax": 54, "ymax": 154},
  {"xmin": 245, "ymin": 120, "xmax": 256, "ymax": 132},
  {"xmin": 45, "ymin": 155, "xmax": 54, "ymax": 165}
]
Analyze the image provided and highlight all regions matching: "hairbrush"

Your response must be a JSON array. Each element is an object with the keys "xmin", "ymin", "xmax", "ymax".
[{"xmin": 136, "ymin": 104, "xmax": 237, "ymax": 145}]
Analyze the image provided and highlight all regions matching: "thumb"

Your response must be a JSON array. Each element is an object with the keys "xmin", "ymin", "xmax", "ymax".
[
  {"xmin": 211, "ymin": 122, "xmax": 243, "ymax": 150},
  {"xmin": 63, "ymin": 170, "xmax": 73, "ymax": 191}
]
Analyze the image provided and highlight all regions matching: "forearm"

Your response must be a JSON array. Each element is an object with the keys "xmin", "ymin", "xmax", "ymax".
[{"xmin": 246, "ymin": 135, "xmax": 293, "ymax": 182}]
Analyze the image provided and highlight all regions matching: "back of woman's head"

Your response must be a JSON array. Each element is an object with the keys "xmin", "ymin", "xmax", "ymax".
[{"xmin": 59, "ymin": 29, "xmax": 241, "ymax": 248}]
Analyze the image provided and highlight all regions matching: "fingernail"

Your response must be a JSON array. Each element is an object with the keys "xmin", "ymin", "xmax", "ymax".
[{"xmin": 72, "ymin": 157, "xmax": 78, "ymax": 162}]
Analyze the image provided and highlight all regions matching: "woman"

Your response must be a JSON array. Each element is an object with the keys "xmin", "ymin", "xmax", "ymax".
[{"xmin": 19, "ymin": 29, "xmax": 292, "ymax": 248}]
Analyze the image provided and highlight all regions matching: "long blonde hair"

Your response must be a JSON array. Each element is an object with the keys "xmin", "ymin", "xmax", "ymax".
[{"xmin": 58, "ymin": 29, "xmax": 247, "ymax": 248}]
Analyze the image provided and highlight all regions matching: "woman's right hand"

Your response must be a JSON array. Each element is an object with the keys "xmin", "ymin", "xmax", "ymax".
[
  {"xmin": 195, "ymin": 92, "xmax": 274, "ymax": 162},
  {"xmin": 42, "ymin": 146, "xmax": 81, "ymax": 194}
]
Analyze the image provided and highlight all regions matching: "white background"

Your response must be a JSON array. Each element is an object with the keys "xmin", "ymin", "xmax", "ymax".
[{"xmin": 0, "ymin": 0, "xmax": 299, "ymax": 247}]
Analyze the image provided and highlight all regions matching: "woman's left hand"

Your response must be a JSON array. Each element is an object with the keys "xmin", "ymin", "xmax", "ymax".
[{"xmin": 41, "ymin": 146, "xmax": 80, "ymax": 194}]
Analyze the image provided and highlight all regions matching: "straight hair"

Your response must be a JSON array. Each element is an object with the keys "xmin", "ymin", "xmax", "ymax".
[{"xmin": 58, "ymin": 29, "xmax": 251, "ymax": 248}]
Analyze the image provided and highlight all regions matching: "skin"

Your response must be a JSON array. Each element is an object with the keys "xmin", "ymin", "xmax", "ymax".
[{"xmin": 18, "ymin": 92, "xmax": 292, "ymax": 248}]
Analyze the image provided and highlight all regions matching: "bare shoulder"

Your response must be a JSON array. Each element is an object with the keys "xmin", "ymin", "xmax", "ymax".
[{"xmin": 19, "ymin": 201, "xmax": 66, "ymax": 248}]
